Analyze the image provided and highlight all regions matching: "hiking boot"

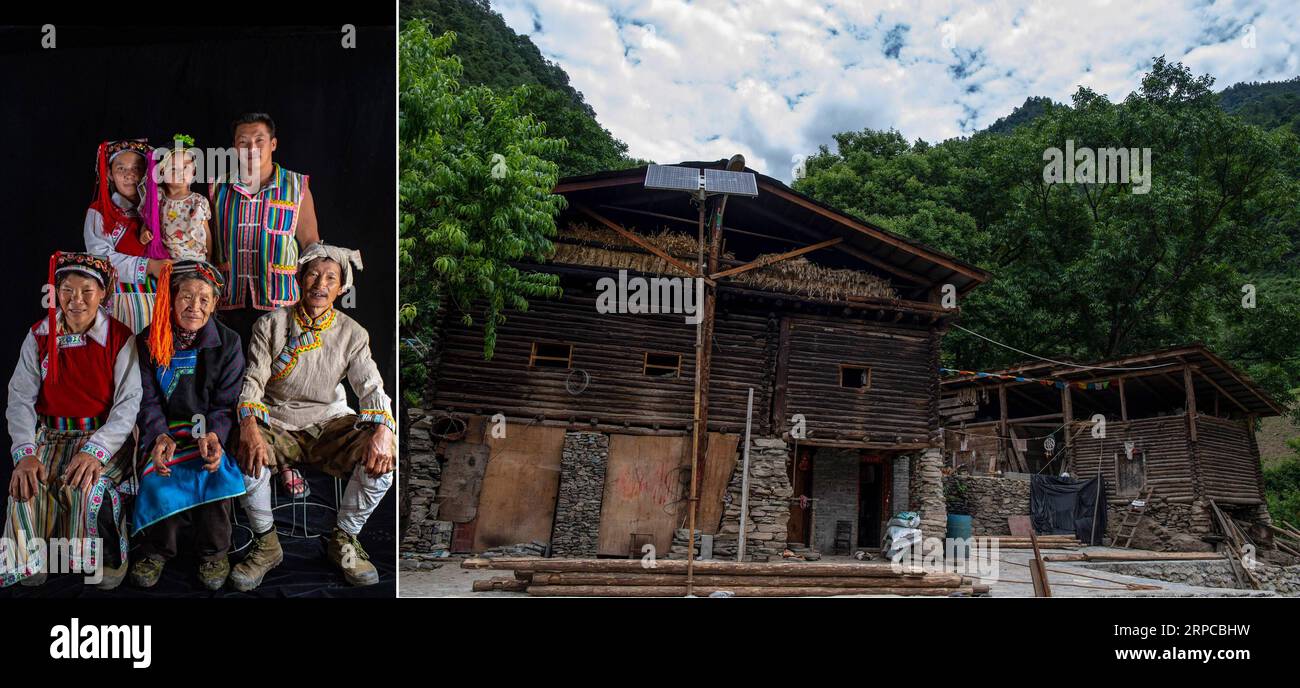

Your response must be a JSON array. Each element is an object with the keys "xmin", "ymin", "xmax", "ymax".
[
  {"xmin": 328, "ymin": 528, "xmax": 379, "ymax": 586},
  {"xmin": 130, "ymin": 556, "xmax": 165, "ymax": 588},
  {"xmin": 229, "ymin": 531, "xmax": 283, "ymax": 592},
  {"xmin": 198, "ymin": 558, "xmax": 230, "ymax": 591},
  {"xmin": 97, "ymin": 557, "xmax": 129, "ymax": 591}
]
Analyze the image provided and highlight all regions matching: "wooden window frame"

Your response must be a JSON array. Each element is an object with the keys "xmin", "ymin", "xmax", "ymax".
[
  {"xmin": 529, "ymin": 341, "xmax": 573, "ymax": 369},
  {"xmin": 643, "ymin": 352, "xmax": 682, "ymax": 378},
  {"xmin": 839, "ymin": 363, "xmax": 872, "ymax": 390}
]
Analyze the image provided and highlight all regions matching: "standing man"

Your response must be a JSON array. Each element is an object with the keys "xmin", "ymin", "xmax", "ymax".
[
  {"xmin": 210, "ymin": 113, "xmax": 320, "ymax": 497},
  {"xmin": 209, "ymin": 112, "xmax": 320, "ymax": 344}
]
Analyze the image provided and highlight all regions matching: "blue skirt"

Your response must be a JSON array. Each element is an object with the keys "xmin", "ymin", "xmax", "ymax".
[{"xmin": 132, "ymin": 439, "xmax": 246, "ymax": 534}]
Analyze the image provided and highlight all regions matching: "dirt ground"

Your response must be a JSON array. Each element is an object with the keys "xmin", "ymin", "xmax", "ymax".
[{"xmin": 398, "ymin": 549, "xmax": 1274, "ymax": 598}]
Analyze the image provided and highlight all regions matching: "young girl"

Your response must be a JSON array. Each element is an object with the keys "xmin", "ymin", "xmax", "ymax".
[
  {"xmin": 145, "ymin": 134, "xmax": 213, "ymax": 262},
  {"xmin": 84, "ymin": 139, "xmax": 167, "ymax": 334}
]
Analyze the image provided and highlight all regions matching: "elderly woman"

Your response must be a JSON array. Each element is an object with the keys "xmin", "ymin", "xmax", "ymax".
[
  {"xmin": 2, "ymin": 252, "xmax": 141, "ymax": 589},
  {"xmin": 130, "ymin": 260, "xmax": 246, "ymax": 590}
]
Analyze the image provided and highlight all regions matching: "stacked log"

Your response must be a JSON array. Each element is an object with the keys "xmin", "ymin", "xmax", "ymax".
[
  {"xmin": 1044, "ymin": 551, "xmax": 1226, "ymax": 563},
  {"xmin": 462, "ymin": 558, "xmax": 989, "ymax": 597},
  {"xmin": 984, "ymin": 534, "xmax": 1082, "ymax": 549}
]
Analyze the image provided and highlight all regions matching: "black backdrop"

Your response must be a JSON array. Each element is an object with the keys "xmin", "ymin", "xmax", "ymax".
[{"xmin": 0, "ymin": 22, "xmax": 397, "ymax": 597}]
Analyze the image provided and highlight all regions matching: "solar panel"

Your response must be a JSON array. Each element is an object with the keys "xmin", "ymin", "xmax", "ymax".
[
  {"xmin": 703, "ymin": 169, "xmax": 758, "ymax": 196},
  {"xmin": 644, "ymin": 165, "xmax": 701, "ymax": 192}
]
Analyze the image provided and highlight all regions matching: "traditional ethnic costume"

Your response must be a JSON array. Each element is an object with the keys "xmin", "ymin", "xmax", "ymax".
[
  {"xmin": 210, "ymin": 162, "xmax": 309, "ymax": 343},
  {"xmin": 132, "ymin": 261, "xmax": 246, "ymax": 566},
  {"xmin": 151, "ymin": 135, "xmax": 211, "ymax": 262},
  {"xmin": 2, "ymin": 253, "xmax": 141, "ymax": 587},
  {"xmin": 83, "ymin": 139, "xmax": 161, "ymax": 334},
  {"xmin": 236, "ymin": 243, "xmax": 394, "ymax": 541}
]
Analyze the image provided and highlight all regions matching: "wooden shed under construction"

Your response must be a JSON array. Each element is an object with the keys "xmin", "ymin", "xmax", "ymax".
[{"xmin": 412, "ymin": 160, "xmax": 988, "ymax": 558}]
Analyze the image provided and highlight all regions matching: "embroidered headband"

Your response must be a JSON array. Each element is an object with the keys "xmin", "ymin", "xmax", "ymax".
[
  {"xmin": 46, "ymin": 252, "xmax": 115, "ymax": 383},
  {"xmin": 298, "ymin": 242, "xmax": 364, "ymax": 293},
  {"xmin": 148, "ymin": 259, "xmax": 224, "ymax": 368}
]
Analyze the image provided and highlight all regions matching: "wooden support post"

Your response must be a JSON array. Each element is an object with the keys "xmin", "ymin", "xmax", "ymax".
[
  {"xmin": 1183, "ymin": 365, "xmax": 1198, "ymax": 442},
  {"xmin": 1118, "ymin": 377, "xmax": 1128, "ymax": 421},
  {"xmin": 1061, "ymin": 384, "xmax": 1074, "ymax": 468},
  {"xmin": 998, "ymin": 385, "xmax": 1010, "ymax": 470}
]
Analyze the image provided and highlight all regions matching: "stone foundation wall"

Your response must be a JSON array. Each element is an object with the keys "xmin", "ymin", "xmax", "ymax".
[
  {"xmin": 1084, "ymin": 560, "xmax": 1300, "ymax": 596},
  {"xmin": 401, "ymin": 411, "xmax": 445, "ymax": 552},
  {"xmin": 943, "ymin": 474, "xmax": 1030, "ymax": 536},
  {"xmin": 710, "ymin": 437, "xmax": 793, "ymax": 560},
  {"xmin": 912, "ymin": 448, "xmax": 947, "ymax": 543},
  {"xmin": 550, "ymin": 432, "xmax": 609, "ymax": 557}
]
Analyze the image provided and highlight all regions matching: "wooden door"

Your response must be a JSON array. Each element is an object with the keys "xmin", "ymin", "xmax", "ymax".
[
  {"xmin": 471, "ymin": 425, "xmax": 567, "ymax": 551},
  {"xmin": 596, "ymin": 434, "xmax": 688, "ymax": 557}
]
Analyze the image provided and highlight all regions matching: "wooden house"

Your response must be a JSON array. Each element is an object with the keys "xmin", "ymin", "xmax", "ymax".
[
  {"xmin": 414, "ymin": 160, "xmax": 988, "ymax": 558},
  {"xmin": 939, "ymin": 345, "xmax": 1285, "ymax": 544}
]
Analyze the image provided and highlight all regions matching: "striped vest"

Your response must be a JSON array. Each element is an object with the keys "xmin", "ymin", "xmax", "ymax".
[{"xmin": 212, "ymin": 163, "xmax": 307, "ymax": 310}]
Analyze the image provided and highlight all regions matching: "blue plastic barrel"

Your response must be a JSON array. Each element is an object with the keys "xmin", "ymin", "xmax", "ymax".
[{"xmin": 946, "ymin": 514, "xmax": 973, "ymax": 540}]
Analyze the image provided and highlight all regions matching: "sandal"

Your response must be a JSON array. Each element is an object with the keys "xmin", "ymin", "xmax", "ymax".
[{"xmin": 277, "ymin": 467, "xmax": 311, "ymax": 499}]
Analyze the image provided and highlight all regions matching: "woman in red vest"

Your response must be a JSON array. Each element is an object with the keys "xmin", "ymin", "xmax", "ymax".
[{"xmin": 2, "ymin": 253, "xmax": 142, "ymax": 589}]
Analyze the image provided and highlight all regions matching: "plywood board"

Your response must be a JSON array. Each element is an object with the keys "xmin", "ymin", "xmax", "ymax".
[
  {"xmin": 438, "ymin": 442, "xmax": 489, "ymax": 523},
  {"xmin": 472, "ymin": 425, "xmax": 567, "ymax": 551},
  {"xmin": 597, "ymin": 434, "xmax": 689, "ymax": 557},
  {"xmin": 697, "ymin": 433, "xmax": 741, "ymax": 534}
]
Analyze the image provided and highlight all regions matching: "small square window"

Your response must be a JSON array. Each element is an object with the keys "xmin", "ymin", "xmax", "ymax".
[
  {"xmin": 840, "ymin": 365, "xmax": 870, "ymax": 390},
  {"xmin": 644, "ymin": 352, "xmax": 682, "ymax": 378},
  {"xmin": 529, "ymin": 342, "xmax": 573, "ymax": 369}
]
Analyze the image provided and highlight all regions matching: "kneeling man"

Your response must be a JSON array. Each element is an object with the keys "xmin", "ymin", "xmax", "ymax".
[{"xmin": 230, "ymin": 243, "xmax": 395, "ymax": 590}]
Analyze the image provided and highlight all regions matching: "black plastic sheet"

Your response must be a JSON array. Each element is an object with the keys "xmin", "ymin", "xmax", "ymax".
[{"xmin": 1030, "ymin": 474, "xmax": 1108, "ymax": 545}]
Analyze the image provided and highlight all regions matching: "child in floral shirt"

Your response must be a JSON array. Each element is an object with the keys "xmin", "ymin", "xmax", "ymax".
[{"xmin": 149, "ymin": 134, "xmax": 212, "ymax": 261}]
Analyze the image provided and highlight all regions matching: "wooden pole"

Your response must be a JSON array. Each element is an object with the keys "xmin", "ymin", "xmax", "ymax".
[
  {"xmin": 1118, "ymin": 378, "xmax": 1128, "ymax": 421},
  {"xmin": 737, "ymin": 388, "xmax": 754, "ymax": 561},
  {"xmin": 998, "ymin": 384, "xmax": 1009, "ymax": 470},
  {"xmin": 685, "ymin": 198, "xmax": 707, "ymax": 597},
  {"xmin": 1061, "ymin": 385, "xmax": 1074, "ymax": 473}
]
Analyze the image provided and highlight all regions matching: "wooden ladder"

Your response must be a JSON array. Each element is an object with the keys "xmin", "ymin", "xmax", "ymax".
[{"xmin": 1110, "ymin": 487, "xmax": 1154, "ymax": 548}]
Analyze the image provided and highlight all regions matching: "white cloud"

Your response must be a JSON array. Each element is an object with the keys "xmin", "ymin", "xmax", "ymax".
[{"xmin": 492, "ymin": 0, "xmax": 1300, "ymax": 181}]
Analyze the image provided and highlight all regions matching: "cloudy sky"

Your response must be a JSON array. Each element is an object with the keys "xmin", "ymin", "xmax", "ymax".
[{"xmin": 491, "ymin": 0, "xmax": 1299, "ymax": 181}]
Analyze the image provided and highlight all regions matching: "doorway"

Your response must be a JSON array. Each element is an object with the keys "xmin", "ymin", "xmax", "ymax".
[{"xmin": 857, "ymin": 455, "xmax": 888, "ymax": 548}]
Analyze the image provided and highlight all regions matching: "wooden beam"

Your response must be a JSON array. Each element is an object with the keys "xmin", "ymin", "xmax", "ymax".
[
  {"xmin": 709, "ymin": 238, "xmax": 844, "ymax": 280},
  {"xmin": 742, "ymin": 202, "xmax": 931, "ymax": 286},
  {"xmin": 758, "ymin": 182, "xmax": 989, "ymax": 289},
  {"xmin": 597, "ymin": 205, "xmax": 807, "ymax": 245},
  {"xmin": 1193, "ymin": 368, "xmax": 1251, "ymax": 415},
  {"xmin": 1006, "ymin": 385, "xmax": 1060, "ymax": 416},
  {"xmin": 553, "ymin": 174, "xmax": 643, "ymax": 193},
  {"xmin": 1183, "ymin": 365, "xmax": 1198, "ymax": 442},
  {"xmin": 571, "ymin": 203, "xmax": 705, "ymax": 281}
]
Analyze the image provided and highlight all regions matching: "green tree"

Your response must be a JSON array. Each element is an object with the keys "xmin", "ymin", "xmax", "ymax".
[
  {"xmin": 400, "ymin": 20, "xmax": 565, "ymax": 393},
  {"xmin": 795, "ymin": 58, "xmax": 1300, "ymax": 413},
  {"xmin": 401, "ymin": 0, "xmax": 646, "ymax": 176}
]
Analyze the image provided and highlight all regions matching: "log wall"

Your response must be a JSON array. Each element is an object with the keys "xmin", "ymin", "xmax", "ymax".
[
  {"xmin": 432, "ymin": 275, "xmax": 943, "ymax": 445},
  {"xmin": 1069, "ymin": 416, "xmax": 1196, "ymax": 503},
  {"xmin": 1196, "ymin": 415, "xmax": 1264, "ymax": 505}
]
